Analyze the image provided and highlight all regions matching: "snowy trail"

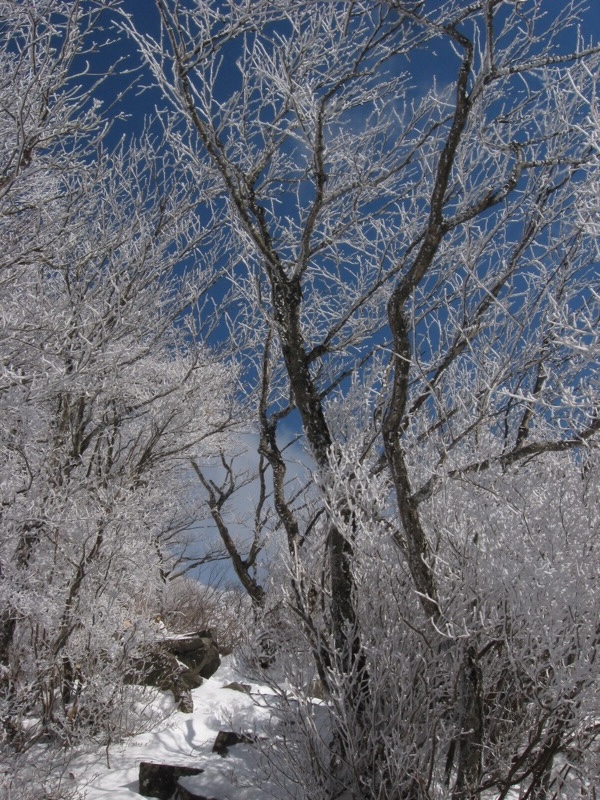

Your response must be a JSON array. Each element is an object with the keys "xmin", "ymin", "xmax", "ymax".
[{"xmin": 71, "ymin": 658, "xmax": 286, "ymax": 800}]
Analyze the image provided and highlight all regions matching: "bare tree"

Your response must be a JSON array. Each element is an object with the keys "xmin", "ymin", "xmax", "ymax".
[{"xmin": 129, "ymin": 0, "xmax": 600, "ymax": 796}]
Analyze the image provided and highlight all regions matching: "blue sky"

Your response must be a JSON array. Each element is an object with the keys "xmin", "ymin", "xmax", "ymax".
[
  {"xmin": 76, "ymin": 0, "xmax": 600, "ymax": 586},
  {"xmin": 88, "ymin": 1, "xmax": 600, "ymax": 148}
]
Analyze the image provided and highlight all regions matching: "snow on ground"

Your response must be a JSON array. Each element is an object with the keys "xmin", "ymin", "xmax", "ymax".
[{"xmin": 70, "ymin": 657, "xmax": 289, "ymax": 800}]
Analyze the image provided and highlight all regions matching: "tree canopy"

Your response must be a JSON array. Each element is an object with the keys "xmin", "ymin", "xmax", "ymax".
[{"xmin": 2, "ymin": 2, "xmax": 600, "ymax": 798}]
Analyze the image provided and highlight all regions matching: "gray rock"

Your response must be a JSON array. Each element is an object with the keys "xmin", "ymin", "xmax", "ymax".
[
  {"xmin": 212, "ymin": 730, "xmax": 255, "ymax": 756},
  {"xmin": 126, "ymin": 630, "xmax": 220, "ymax": 711},
  {"xmin": 164, "ymin": 631, "xmax": 221, "ymax": 685},
  {"xmin": 221, "ymin": 681, "xmax": 251, "ymax": 694},
  {"xmin": 138, "ymin": 762, "xmax": 203, "ymax": 799}
]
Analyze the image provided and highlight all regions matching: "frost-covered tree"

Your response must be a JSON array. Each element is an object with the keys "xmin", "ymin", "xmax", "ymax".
[
  {"xmin": 127, "ymin": 1, "xmax": 600, "ymax": 797},
  {"xmin": 0, "ymin": 0, "xmax": 238, "ymax": 782},
  {"xmin": 253, "ymin": 448, "xmax": 600, "ymax": 799}
]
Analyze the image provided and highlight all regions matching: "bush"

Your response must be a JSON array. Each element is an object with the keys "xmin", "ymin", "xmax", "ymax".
[{"xmin": 159, "ymin": 577, "xmax": 249, "ymax": 655}]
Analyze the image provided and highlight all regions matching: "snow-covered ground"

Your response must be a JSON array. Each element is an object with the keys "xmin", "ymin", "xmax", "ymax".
[{"xmin": 70, "ymin": 657, "xmax": 289, "ymax": 800}]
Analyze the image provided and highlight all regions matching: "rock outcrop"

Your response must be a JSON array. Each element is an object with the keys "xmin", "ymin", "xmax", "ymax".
[{"xmin": 127, "ymin": 630, "xmax": 221, "ymax": 711}]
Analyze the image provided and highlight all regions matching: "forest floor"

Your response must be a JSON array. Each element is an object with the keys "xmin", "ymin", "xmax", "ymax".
[{"xmin": 70, "ymin": 657, "xmax": 287, "ymax": 800}]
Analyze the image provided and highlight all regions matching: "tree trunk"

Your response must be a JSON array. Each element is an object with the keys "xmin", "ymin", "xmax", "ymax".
[
  {"xmin": 272, "ymin": 275, "xmax": 360, "ymax": 671},
  {"xmin": 452, "ymin": 645, "xmax": 483, "ymax": 800},
  {"xmin": 382, "ymin": 305, "xmax": 440, "ymax": 621}
]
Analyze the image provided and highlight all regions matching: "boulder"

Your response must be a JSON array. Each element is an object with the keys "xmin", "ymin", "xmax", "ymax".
[
  {"xmin": 212, "ymin": 730, "xmax": 254, "ymax": 756},
  {"xmin": 126, "ymin": 630, "xmax": 220, "ymax": 711},
  {"xmin": 125, "ymin": 649, "xmax": 192, "ymax": 712},
  {"xmin": 221, "ymin": 681, "xmax": 251, "ymax": 694},
  {"xmin": 164, "ymin": 630, "xmax": 221, "ymax": 686},
  {"xmin": 138, "ymin": 762, "xmax": 203, "ymax": 800}
]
